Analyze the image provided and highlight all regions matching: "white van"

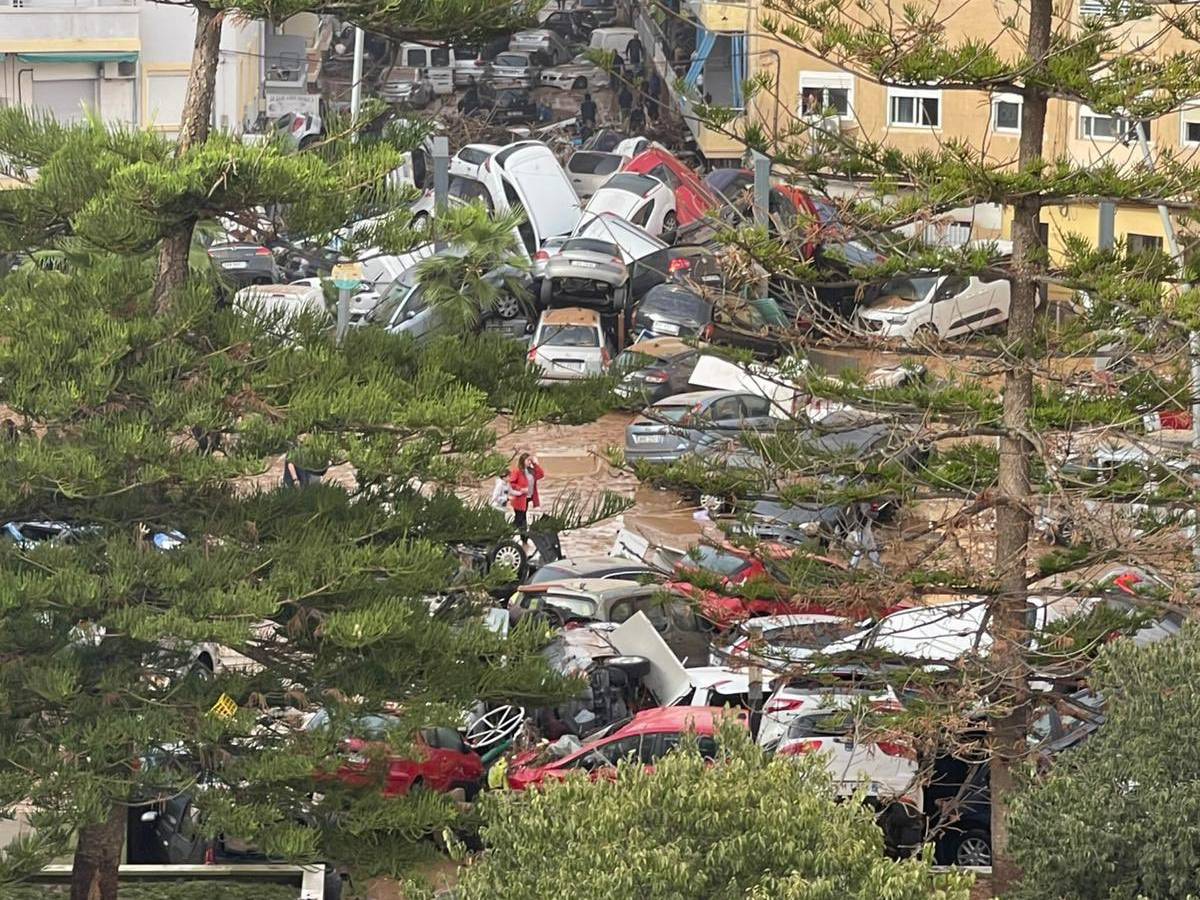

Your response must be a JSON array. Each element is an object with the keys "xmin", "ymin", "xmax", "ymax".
[
  {"xmin": 588, "ymin": 27, "xmax": 638, "ymax": 57},
  {"xmin": 397, "ymin": 43, "xmax": 456, "ymax": 94},
  {"xmin": 477, "ymin": 141, "xmax": 583, "ymax": 256}
]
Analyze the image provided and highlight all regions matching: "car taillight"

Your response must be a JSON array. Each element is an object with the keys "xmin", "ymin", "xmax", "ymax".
[
  {"xmin": 601, "ymin": 347, "xmax": 610, "ymax": 365},
  {"xmin": 534, "ymin": 249, "xmax": 549, "ymax": 261},
  {"xmin": 700, "ymin": 324, "xmax": 714, "ymax": 340},
  {"xmin": 611, "ymin": 257, "xmax": 623, "ymax": 266},
  {"xmin": 877, "ymin": 741, "xmax": 915, "ymax": 760},
  {"xmin": 668, "ymin": 257, "xmax": 690, "ymax": 275},
  {"xmin": 643, "ymin": 369, "xmax": 669, "ymax": 384},
  {"xmin": 764, "ymin": 698, "xmax": 805, "ymax": 714},
  {"xmin": 292, "ymin": 117, "xmax": 306, "ymax": 133},
  {"xmin": 254, "ymin": 247, "xmax": 271, "ymax": 256},
  {"xmin": 527, "ymin": 347, "xmax": 537, "ymax": 361}
]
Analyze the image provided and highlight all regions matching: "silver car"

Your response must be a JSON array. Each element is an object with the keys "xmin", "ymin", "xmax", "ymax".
[
  {"xmin": 565, "ymin": 150, "xmax": 625, "ymax": 200},
  {"xmin": 377, "ymin": 66, "xmax": 434, "ymax": 108},
  {"xmin": 509, "ymin": 29, "xmax": 572, "ymax": 65},
  {"xmin": 529, "ymin": 307, "xmax": 612, "ymax": 382},
  {"xmin": 540, "ymin": 53, "xmax": 613, "ymax": 91},
  {"xmin": 624, "ymin": 389, "xmax": 781, "ymax": 465},
  {"xmin": 484, "ymin": 51, "xmax": 542, "ymax": 88},
  {"xmin": 539, "ymin": 236, "xmax": 628, "ymax": 310}
]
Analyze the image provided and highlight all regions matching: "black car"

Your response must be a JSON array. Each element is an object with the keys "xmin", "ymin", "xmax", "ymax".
[
  {"xmin": 633, "ymin": 284, "xmax": 793, "ymax": 359},
  {"xmin": 206, "ymin": 242, "xmax": 281, "ymax": 289},
  {"xmin": 472, "ymin": 84, "xmax": 539, "ymax": 125},
  {"xmin": 625, "ymin": 244, "xmax": 725, "ymax": 302},
  {"xmin": 574, "ymin": 0, "xmax": 619, "ymax": 27},
  {"xmin": 540, "ymin": 9, "xmax": 599, "ymax": 43},
  {"xmin": 613, "ymin": 337, "xmax": 701, "ymax": 405},
  {"xmin": 129, "ymin": 789, "xmax": 345, "ymax": 898}
]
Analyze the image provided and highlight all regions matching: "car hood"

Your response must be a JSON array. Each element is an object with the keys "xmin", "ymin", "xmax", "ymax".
[{"xmin": 545, "ymin": 250, "xmax": 626, "ymax": 273}]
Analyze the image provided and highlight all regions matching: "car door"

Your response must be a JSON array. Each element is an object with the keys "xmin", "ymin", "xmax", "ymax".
[
  {"xmin": 738, "ymin": 393, "xmax": 778, "ymax": 430},
  {"xmin": 931, "ymin": 275, "xmax": 971, "ymax": 336},
  {"xmin": 162, "ymin": 796, "xmax": 205, "ymax": 864},
  {"xmin": 706, "ymin": 395, "xmax": 745, "ymax": 441}
]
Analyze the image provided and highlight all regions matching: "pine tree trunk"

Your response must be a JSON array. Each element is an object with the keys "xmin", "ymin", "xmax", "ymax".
[
  {"xmin": 151, "ymin": 1, "xmax": 223, "ymax": 313},
  {"xmin": 70, "ymin": 802, "xmax": 125, "ymax": 900},
  {"xmin": 989, "ymin": 0, "xmax": 1051, "ymax": 889}
]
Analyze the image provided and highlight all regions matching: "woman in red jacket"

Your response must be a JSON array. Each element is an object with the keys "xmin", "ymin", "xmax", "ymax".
[{"xmin": 508, "ymin": 452, "xmax": 544, "ymax": 538}]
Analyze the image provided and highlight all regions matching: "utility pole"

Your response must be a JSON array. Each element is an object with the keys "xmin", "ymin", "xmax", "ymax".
[
  {"xmin": 1132, "ymin": 122, "xmax": 1200, "ymax": 569},
  {"xmin": 752, "ymin": 150, "xmax": 771, "ymax": 299},
  {"xmin": 350, "ymin": 26, "xmax": 365, "ymax": 142}
]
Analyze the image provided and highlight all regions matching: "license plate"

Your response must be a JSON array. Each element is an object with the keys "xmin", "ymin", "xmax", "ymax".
[
  {"xmin": 555, "ymin": 360, "xmax": 584, "ymax": 371},
  {"xmin": 222, "ymin": 261, "xmax": 248, "ymax": 269},
  {"xmin": 655, "ymin": 321, "xmax": 680, "ymax": 335},
  {"xmin": 633, "ymin": 433, "xmax": 661, "ymax": 444},
  {"xmin": 575, "ymin": 261, "xmax": 598, "ymax": 269}
]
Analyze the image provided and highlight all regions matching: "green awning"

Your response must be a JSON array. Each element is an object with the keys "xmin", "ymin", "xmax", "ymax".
[{"xmin": 15, "ymin": 52, "xmax": 138, "ymax": 64}]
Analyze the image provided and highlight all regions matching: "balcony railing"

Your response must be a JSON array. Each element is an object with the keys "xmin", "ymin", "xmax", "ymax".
[{"xmin": 3, "ymin": 0, "xmax": 135, "ymax": 8}]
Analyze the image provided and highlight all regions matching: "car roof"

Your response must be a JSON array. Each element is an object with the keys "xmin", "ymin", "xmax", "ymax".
[
  {"xmin": 652, "ymin": 389, "xmax": 738, "ymax": 406},
  {"xmin": 617, "ymin": 706, "xmax": 746, "ymax": 734},
  {"xmin": 539, "ymin": 307, "xmax": 601, "ymax": 326},
  {"xmin": 599, "ymin": 173, "xmax": 661, "ymax": 196},
  {"xmin": 540, "ymin": 555, "xmax": 654, "ymax": 573},
  {"xmin": 237, "ymin": 283, "xmax": 320, "ymax": 299},
  {"xmin": 518, "ymin": 577, "xmax": 652, "ymax": 597},
  {"xmin": 741, "ymin": 614, "xmax": 848, "ymax": 629},
  {"xmin": 625, "ymin": 336, "xmax": 693, "ymax": 358}
]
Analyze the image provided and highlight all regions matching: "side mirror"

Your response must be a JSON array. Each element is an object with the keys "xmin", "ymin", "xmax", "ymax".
[{"xmin": 139, "ymin": 811, "xmax": 158, "ymax": 823}]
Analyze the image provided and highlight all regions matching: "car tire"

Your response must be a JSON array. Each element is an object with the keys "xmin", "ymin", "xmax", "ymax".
[
  {"xmin": 948, "ymin": 829, "xmax": 992, "ymax": 867},
  {"xmin": 487, "ymin": 540, "xmax": 529, "ymax": 581},
  {"xmin": 913, "ymin": 322, "xmax": 939, "ymax": 345},
  {"xmin": 412, "ymin": 211, "xmax": 430, "ymax": 232},
  {"xmin": 599, "ymin": 655, "xmax": 651, "ymax": 678},
  {"xmin": 662, "ymin": 211, "xmax": 678, "ymax": 242},
  {"xmin": 540, "ymin": 276, "xmax": 554, "ymax": 309},
  {"xmin": 573, "ymin": 76, "xmax": 587, "ymax": 90}
]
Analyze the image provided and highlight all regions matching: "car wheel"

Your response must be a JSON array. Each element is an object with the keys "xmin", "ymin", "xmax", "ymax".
[
  {"xmin": 599, "ymin": 655, "xmax": 651, "ymax": 678},
  {"xmin": 495, "ymin": 293, "xmax": 521, "ymax": 319},
  {"xmin": 914, "ymin": 322, "xmax": 939, "ymax": 345},
  {"xmin": 662, "ymin": 211, "xmax": 678, "ymax": 242},
  {"xmin": 539, "ymin": 276, "xmax": 554, "ymax": 309},
  {"xmin": 412, "ymin": 211, "xmax": 430, "ymax": 232},
  {"xmin": 950, "ymin": 830, "xmax": 992, "ymax": 867},
  {"xmin": 573, "ymin": 76, "xmax": 587, "ymax": 90},
  {"xmin": 487, "ymin": 540, "xmax": 529, "ymax": 581}
]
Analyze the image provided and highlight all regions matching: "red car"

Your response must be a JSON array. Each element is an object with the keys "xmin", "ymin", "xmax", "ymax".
[
  {"xmin": 506, "ymin": 706, "xmax": 748, "ymax": 790},
  {"xmin": 307, "ymin": 712, "xmax": 484, "ymax": 797},
  {"xmin": 622, "ymin": 148, "xmax": 718, "ymax": 227},
  {"xmin": 705, "ymin": 168, "xmax": 842, "ymax": 258}
]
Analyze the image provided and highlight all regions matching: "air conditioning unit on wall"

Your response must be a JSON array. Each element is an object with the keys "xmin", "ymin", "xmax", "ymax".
[{"xmin": 101, "ymin": 61, "xmax": 136, "ymax": 80}]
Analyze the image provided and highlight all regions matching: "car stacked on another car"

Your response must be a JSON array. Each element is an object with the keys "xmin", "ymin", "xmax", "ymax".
[
  {"xmin": 538, "ymin": 236, "xmax": 629, "ymax": 310},
  {"xmin": 508, "ymin": 29, "xmax": 573, "ymax": 65},
  {"xmin": 582, "ymin": 172, "xmax": 678, "ymax": 240},
  {"xmin": 624, "ymin": 389, "xmax": 781, "ymax": 466},
  {"xmin": 614, "ymin": 337, "xmax": 703, "ymax": 405}
]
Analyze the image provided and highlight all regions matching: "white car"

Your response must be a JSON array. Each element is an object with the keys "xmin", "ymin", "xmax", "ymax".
[
  {"xmin": 709, "ymin": 614, "xmax": 862, "ymax": 669},
  {"xmin": 529, "ymin": 307, "xmax": 613, "ymax": 382},
  {"xmin": 233, "ymin": 283, "xmax": 328, "ymax": 328},
  {"xmin": 509, "ymin": 29, "xmax": 573, "ymax": 65},
  {"xmin": 449, "ymin": 143, "xmax": 500, "ymax": 179},
  {"xmin": 582, "ymin": 172, "xmax": 677, "ymax": 239},
  {"xmin": 540, "ymin": 53, "xmax": 613, "ymax": 91},
  {"xmin": 477, "ymin": 141, "xmax": 584, "ymax": 255},
  {"xmin": 857, "ymin": 273, "xmax": 1012, "ymax": 341}
]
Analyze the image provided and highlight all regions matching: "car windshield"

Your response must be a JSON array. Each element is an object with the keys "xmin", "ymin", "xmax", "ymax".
[
  {"xmin": 304, "ymin": 710, "xmax": 400, "ymax": 738},
  {"xmin": 367, "ymin": 280, "xmax": 418, "ymax": 324},
  {"xmin": 690, "ymin": 545, "xmax": 750, "ymax": 577},
  {"xmin": 569, "ymin": 152, "xmax": 623, "ymax": 175},
  {"xmin": 540, "ymin": 324, "xmax": 600, "ymax": 347},
  {"xmin": 448, "ymin": 176, "xmax": 494, "ymax": 212},
  {"xmin": 563, "ymin": 238, "xmax": 619, "ymax": 256},
  {"xmin": 604, "ymin": 173, "xmax": 658, "ymax": 195},
  {"xmin": 640, "ymin": 288, "xmax": 712, "ymax": 326},
  {"xmin": 459, "ymin": 147, "xmax": 490, "ymax": 165},
  {"xmin": 544, "ymin": 594, "xmax": 598, "ymax": 618},
  {"xmin": 875, "ymin": 276, "xmax": 938, "ymax": 304},
  {"xmin": 496, "ymin": 54, "xmax": 527, "ymax": 66},
  {"xmin": 614, "ymin": 350, "xmax": 653, "ymax": 372}
]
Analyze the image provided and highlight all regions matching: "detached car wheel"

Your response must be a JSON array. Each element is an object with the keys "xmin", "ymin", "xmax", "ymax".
[{"xmin": 495, "ymin": 293, "xmax": 521, "ymax": 320}]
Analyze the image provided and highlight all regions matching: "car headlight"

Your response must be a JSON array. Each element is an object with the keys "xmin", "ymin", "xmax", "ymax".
[{"xmin": 886, "ymin": 317, "xmax": 908, "ymax": 325}]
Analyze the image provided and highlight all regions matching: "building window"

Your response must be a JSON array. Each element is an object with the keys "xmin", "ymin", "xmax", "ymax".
[
  {"xmin": 887, "ymin": 87, "xmax": 941, "ymax": 128},
  {"xmin": 1079, "ymin": 104, "xmax": 1151, "ymax": 141},
  {"xmin": 1181, "ymin": 103, "xmax": 1200, "ymax": 145},
  {"xmin": 799, "ymin": 72, "xmax": 854, "ymax": 119},
  {"xmin": 992, "ymin": 93, "xmax": 1022, "ymax": 133},
  {"xmin": 1127, "ymin": 233, "xmax": 1163, "ymax": 257}
]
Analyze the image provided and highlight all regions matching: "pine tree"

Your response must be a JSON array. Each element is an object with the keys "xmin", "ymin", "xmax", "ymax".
[
  {"xmin": 669, "ymin": 0, "xmax": 1200, "ymax": 888},
  {"xmin": 0, "ymin": 106, "xmax": 610, "ymax": 899}
]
